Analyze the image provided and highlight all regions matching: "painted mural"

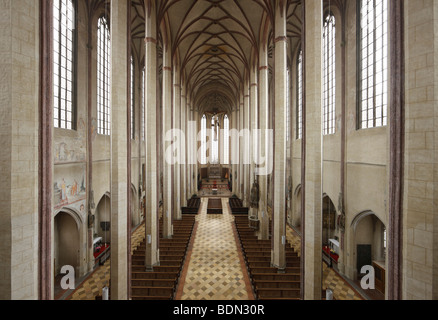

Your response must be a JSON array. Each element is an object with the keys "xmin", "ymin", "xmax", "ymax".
[
  {"xmin": 54, "ymin": 164, "xmax": 87, "ymax": 212},
  {"xmin": 54, "ymin": 118, "xmax": 87, "ymax": 163}
]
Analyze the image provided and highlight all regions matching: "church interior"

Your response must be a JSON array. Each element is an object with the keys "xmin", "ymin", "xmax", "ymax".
[{"xmin": 1, "ymin": 0, "xmax": 437, "ymax": 301}]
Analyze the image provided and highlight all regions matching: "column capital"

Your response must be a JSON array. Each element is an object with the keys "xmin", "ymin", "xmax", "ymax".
[
  {"xmin": 144, "ymin": 37, "xmax": 157, "ymax": 44},
  {"xmin": 274, "ymin": 36, "xmax": 288, "ymax": 43}
]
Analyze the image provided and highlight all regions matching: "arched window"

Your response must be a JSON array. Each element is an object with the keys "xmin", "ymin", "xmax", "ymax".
[
  {"xmin": 53, "ymin": 0, "xmax": 76, "ymax": 130},
  {"xmin": 323, "ymin": 13, "xmax": 336, "ymax": 135},
  {"xmin": 201, "ymin": 115, "xmax": 207, "ymax": 165},
  {"xmin": 131, "ymin": 55, "xmax": 135, "ymax": 139},
  {"xmin": 358, "ymin": 0, "xmax": 388, "ymax": 129},
  {"xmin": 296, "ymin": 49, "xmax": 303, "ymax": 140},
  {"xmin": 211, "ymin": 116, "xmax": 219, "ymax": 164},
  {"xmin": 97, "ymin": 16, "xmax": 111, "ymax": 136},
  {"xmin": 223, "ymin": 115, "xmax": 229, "ymax": 164},
  {"xmin": 141, "ymin": 66, "xmax": 145, "ymax": 141}
]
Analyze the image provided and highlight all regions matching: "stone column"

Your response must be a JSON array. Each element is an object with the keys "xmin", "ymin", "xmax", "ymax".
[
  {"xmin": 231, "ymin": 108, "xmax": 237, "ymax": 194},
  {"xmin": 180, "ymin": 88, "xmax": 187, "ymax": 207},
  {"xmin": 193, "ymin": 110, "xmax": 199, "ymax": 195},
  {"xmin": 173, "ymin": 69, "xmax": 182, "ymax": 220},
  {"xmin": 0, "ymin": 0, "xmax": 40, "ymax": 300},
  {"xmin": 243, "ymin": 82, "xmax": 250, "ymax": 206},
  {"xmin": 303, "ymin": 0, "xmax": 323, "ymax": 300},
  {"xmin": 162, "ymin": 45, "xmax": 173, "ymax": 238},
  {"xmin": 239, "ymin": 97, "xmax": 245, "ymax": 200},
  {"xmin": 271, "ymin": 0, "xmax": 287, "ymax": 271},
  {"xmin": 258, "ymin": 44, "xmax": 270, "ymax": 240},
  {"xmin": 144, "ymin": 0, "xmax": 159, "ymax": 270},
  {"xmin": 250, "ymin": 66, "xmax": 258, "ymax": 217},
  {"xmin": 186, "ymin": 100, "xmax": 191, "ymax": 196},
  {"xmin": 110, "ymin": 0, "xmax": 129, "ymax": 300},
  {"xmin": 403, "ymin": 0, "xmax": 438, "ymax": 300}
]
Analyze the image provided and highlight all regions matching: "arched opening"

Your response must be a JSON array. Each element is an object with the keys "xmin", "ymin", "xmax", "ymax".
[
  {"xmin": 54, "ymin": 211, "xmax": 80, "ymax": 277},
  {"xmin": 352, "ymin": 211, "xmax": 387, "ymax": 296},
  {"xmin": 292, "ymin": 185, "xmax": 302, "ymax": 229},
  {"xmin": 322, "ymin": 195, "xmax": 337, "ymax": 246},
  {"xmin": 130, "ymin": 186, "xmax": 138, "ymax": 228},
  {"xmin": 95, "ymin": 194, "xmax": 111, "ymax": 244}
]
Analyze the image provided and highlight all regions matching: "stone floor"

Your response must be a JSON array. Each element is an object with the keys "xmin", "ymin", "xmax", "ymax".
[
  {"xmin": 285, "ymin": 225, "xmax": 364, "ymax": 300},
  {"xmin": 176, "ymin": 198, "xmax": 253, "ymax": 300},
  {"xmin": 64, "ymin": 199, "xmax": 367, "ymax": 301}
]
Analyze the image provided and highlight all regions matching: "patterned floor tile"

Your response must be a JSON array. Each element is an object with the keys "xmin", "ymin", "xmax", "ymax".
[
  {"xmin": 179, "ymin": 198, "xmax": 251, "ymax": 300},
  {"xmin": 285, "ymin": 224, "xmax": 364, "ymax": 300}
]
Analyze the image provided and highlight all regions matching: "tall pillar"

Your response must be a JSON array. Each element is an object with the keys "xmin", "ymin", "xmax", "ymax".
[
  {"xmin": 180, "ymin": 88, "xmax": 187, "ymax": 206},
  {"xmin": 193, "ymin": 110, "xmax": 199, "ymax": 195},
  {"xmin": 250, "ymin": 65, "xmax": 258, "ymax": 215},
  {"xmin": 403, "ymin": 0, "xmax": 438, "ymax": 300},
  {"xmin": 243, "ymin": 83, "xmax": 250, "ymax": 206},
  {"xmin": 0, "ymin": 0, "xmax": 40, "ymax": 300},
  {"xmin": 173, "ymin": 68, "xmax": 182, "ymax": 220},
  {"xmin": 144, "ymin": 0, "xmax": 159, "ymax": 270},
  {"xmin": 231, "ymin": 108, "xmax": 237, "ymax": 194},
  {"xmin": 303, "ymin": 0, "xmax": 323, "ymax": 300},
  {"xmin": 187, "ymin": 99, "xmax": 192, "ymax": 197},
  {"xmin": 110, "ymin": 0, "xmax": 129, "ymax": 300},
  {"xmin": 162, "ymin": 44, "xmax": 173, "ymax": 238},
  {"xmin": 239, "ymin": 98, "xmax": 244, "ymax": 200},
  {"xmin": 271, "ymin": 0, "xmax": 288, "ymax": 271},
  {"xmin": 258, "ymin": 44, "xmax": 270, "ymax": 240}
]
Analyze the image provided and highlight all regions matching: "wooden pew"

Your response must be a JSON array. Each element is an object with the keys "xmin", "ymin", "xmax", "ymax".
[
  {"xmin": 130, "ymin": 213, "xmax": 196, "ymax": 300},
  {"xmin": 233, "ymin": 213, "xmax": 303, "ymax": 301}
]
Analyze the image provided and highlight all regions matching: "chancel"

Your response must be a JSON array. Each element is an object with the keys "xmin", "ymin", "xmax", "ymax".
[{"xmin": 1, "ymin": 0, "xmax": 437, "ymax": 301}]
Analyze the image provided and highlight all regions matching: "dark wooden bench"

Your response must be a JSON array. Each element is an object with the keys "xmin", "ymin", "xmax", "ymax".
[
  {"xmin": 181, "ymin": 196, "xmax": 201, "ymax": 214},
  {"xmin": 229, "ymin": 197, "xmax": 249, "ymax": 215},
  {"xmin": 257, "ymin": 288, "xmax": 300, "ymax": 300},
  {"xmin": 233, "ymin": 213, "xmax": 303, "ymax": 301},
  {"xmin": 130, "ymin": 214, "xmax": 196, "ymax": 300}
]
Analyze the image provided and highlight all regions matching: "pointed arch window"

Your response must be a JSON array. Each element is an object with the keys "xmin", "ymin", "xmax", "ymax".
[
  {"xmin": 201, "ymin": 115, "xmax": 207, "ymax": 165},
  {"xmin": 53, "ymin": 0, "xmax": 76, "ymax": 130},
  {"xmin": 358, "ymin": 0, "xmax": 388, "ymax": 129},
  {"xmin": 211, "ymin": 116, "xmax": 219, "ymax": 164},
  {"xmin": 323, "ymin": 13, "xmax": 336, "ymax": 135},
  {"xmin": 296, "ymin": 49, "xmax": 303, "ymax": 140},
  {"xmin": 97, "ymin": 16, "xmax": 111, "ymax": 136}
]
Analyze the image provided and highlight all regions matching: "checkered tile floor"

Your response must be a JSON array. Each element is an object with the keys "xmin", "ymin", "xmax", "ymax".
[
  {"xmin": 285, "ymin": 224, "xmax": 364, "ymax": 300},
  {"xmin": 67, "ymin": 224, "xmax": 146, "ymax": 300},
  {"xmin": 179, "ymin": 198, "xmax": 251, "ymax": 300},
  {"xmin": 66, "ymin": 204, "xmax": 364, "ymax": 301}
]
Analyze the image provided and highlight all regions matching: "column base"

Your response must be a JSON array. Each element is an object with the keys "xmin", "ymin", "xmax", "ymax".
[
  {"xmin": 145, "ymin": 262, "xmax": 160, "ymax": 272},
  {"xmin": 277, "ymin": 267, "xmax": 286, "ymax": 274}
]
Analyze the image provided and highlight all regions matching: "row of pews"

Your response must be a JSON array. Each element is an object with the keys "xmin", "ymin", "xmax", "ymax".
[
  {"xmin": 229, "ymin": 196, "xmax": 249, "ymax": 215},
  {"xmin": 181, "ymin": 196, "xmax": 201, "ymax": 215},
  {"xmin": 130, "ymin": 214, "xmax": 196, "ymax": 300},
  {"xmin": 234, "ymin": 215, "xmax": 301, "ymax": 300}
]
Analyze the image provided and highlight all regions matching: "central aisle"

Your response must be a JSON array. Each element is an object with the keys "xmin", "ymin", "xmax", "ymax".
[{"xmin": 178, "ymin": 198, "xmax": 252, "ymax": 300}]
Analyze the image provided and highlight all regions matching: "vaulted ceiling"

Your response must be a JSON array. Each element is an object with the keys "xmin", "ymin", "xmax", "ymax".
[{"xmin": 128, "ymin": 0, "xmax": 310, "ymax": 114}]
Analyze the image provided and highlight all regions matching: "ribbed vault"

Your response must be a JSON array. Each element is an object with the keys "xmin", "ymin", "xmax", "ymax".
[{"xmin": 127, "ymin": 0, "xmax": 309, "ymax": 114}]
